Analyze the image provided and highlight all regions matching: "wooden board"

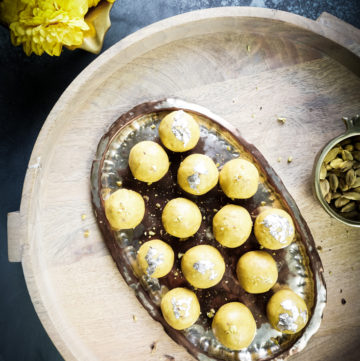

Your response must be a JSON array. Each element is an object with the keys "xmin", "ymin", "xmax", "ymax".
[{"xmin": 7, "ymin": 7, "xmax": 360, "ymax": 361}]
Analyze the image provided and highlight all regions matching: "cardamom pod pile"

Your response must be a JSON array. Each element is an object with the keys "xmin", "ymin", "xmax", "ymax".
[{"xmin": 320, "ymin": 136, "xmax": 360, "ymax": 220}]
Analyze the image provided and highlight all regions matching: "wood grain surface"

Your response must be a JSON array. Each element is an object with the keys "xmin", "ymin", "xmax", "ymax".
[{"xmin": 7, "ymin": 8, "xmax": 360, "ymax": 361}]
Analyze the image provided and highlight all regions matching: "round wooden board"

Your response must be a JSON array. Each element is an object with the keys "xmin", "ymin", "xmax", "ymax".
[{"xmin": 7, "ymin": 7, "xmax": 360, "ymax": 361}]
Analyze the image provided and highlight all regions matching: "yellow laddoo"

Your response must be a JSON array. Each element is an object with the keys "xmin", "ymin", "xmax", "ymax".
[
  {"xmin": 137, "ymin": 240, "xmax": 174, "ymax": 278},
  {"xmin": 236, "ymin": 251, "xmax": 278, "ymax": 294},
  {"xmin": 212, "ymin": 302, "xmax": 256, "ymax": 350},
  {"xmin": 128, "ymin": 141, "xmax": 169, "ymax": 183},
  {"xmin": 104, "ymin": 188, "xmax": 145, "ymax": 230},
  {"xmin": 219, "ymin": 158, "xmax": 259, "ymax": 199},
  {"xmin": 177, "ymin": 154, "xmax": 219, "ymax": 195},
  {"xmin": 162, "ymin": 198, "xmax": 202, "ymax": 238},
  {"xmin": 267, "ymin": 289, "xmax": 308, "ymax": 334},
  {"xmin": 159, "ymin": 110, "xmax": 200, "ymax": 152},
  {"xmin": 181, "ymin": 245, "xmax": 225, "ymax": 289},
  {"xmin": 213, "ymin": 204, "xmax": 252, "ymax": 248},
  {"xmin": 161, "ymin": 287, "xmax": 200, "ymax": 330},
  {"xmin": 254, "ymin": 208, "xmax": 295, "ymax": 250}
]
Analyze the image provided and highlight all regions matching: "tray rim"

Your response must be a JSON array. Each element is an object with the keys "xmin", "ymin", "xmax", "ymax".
[{"xmin": 8, "ymin": 7, "xmax": 358, "ymax": 361}]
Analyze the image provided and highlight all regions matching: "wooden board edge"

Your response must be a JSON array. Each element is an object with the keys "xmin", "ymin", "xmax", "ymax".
[
  {"xmin": 7, "ymin": 211, "xmax": 22, "ymax": 262},
  {"xmin": 317, "ymin": 12, "xmax": 360, "ymax": 43}
]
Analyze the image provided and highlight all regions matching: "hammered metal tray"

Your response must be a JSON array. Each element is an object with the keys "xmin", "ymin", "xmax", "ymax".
[{"xmin": 91, "ymin": 98, "xmax": 326, "ymax": 361}]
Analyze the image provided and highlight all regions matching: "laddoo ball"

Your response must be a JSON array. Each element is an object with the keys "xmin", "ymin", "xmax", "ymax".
[
  {"xmin": 254, "ymin": 208, "xmax": 295, "ymax": 250},
  {"xmin": 236, "ymin": 251, "xmax": 278, "ymax": 294},
  {"xmin": 212, "ymin": 302, "xmax": 256, "ymax": 350},
  {"xmin": 162, "ymin": 198, "xmax": 202, "ymax": 238},
  {"xmin": 219, "ymin": 158, "xmax": 259, "ymax": 199},
  {"xmin": 181, "ymin": 245, "xmax": 225, "ymax": 289},
  {"xmin": 137, "ymin": 239, "xmax": 174, "ymax": 278},
  {"xmin": 128, "ymin": 141, "xmax": 169, "ymax": 183},
  {"xmin": 104, "ymin": 188, "xmax": 144, "ymax": 230},
  {"xmin": 213, "ymin": 204, "xmax": 252, "ymax": 248},
  {"xmin": 159, "ymin": 110, "xmax": 200, "ymax": 152},
  {"xmin": 267, "ymin": 289, "xmax": 308, "ymax": 334},
  {"xmin": 161, "ymin": 287, "xmax": 200, "ymax": 330},
  {"xmin": 178, "ymin": 154, "xmax": 219, "ymax": 195}
]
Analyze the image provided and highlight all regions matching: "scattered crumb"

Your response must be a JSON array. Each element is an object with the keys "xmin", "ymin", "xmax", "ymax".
[
  {"xmin": 316, "ymin": 245, "xmax": 322, "ymax": 251},
  {"xmin": 116, "ymin": 180, "xmax": 123, "ymax": 187},
  {"xmin": 216, "ymin": 162, "xmax": 220, "ymax": 167},
  {"xmin": 287, "ymin": 156, "xmax": 293, "ymax": 163},
  {"xmin": 259, "ymin": 245, "xmax": 264, "ymax": 249},
  {"xmin": 83, "ymin": 230, "xmax": 90, "ymax": 238},
  {"xmin": 143, "ymin": 195, "xmax": 149, "ymax": 202},
  {"xmin": 144, "ymin": 232, "xmax": 147, "ymax": 236},
  {"xmin": 340, "ymin": 289, "xmax": 343, "ymax": 293},
  {"xmin": 226, "ymin": 146, "xmax": 231, "ymax": 151},
  {"xmin": 206, "ymin": 308, "xmax": 216, "ymax": 318},
  {"xmin": 150, "ymin": 124, "xmax": 156, "ymax": 129},
  {"xmin": 277, "ymin": 157, "xmax": 282, "ymax": 163},
  {"xmin": 149, "ymin": 231, "xmax": 155, "ymax": 236},
  {"xmin": 155, "ymin": 194, "xmax": 158, "ymax": 197},
  {"xmin": 132, "ymin": 314, "xmax": 137, "ymax": 322},
  {"xmin": 155, "ymin": 203, "xmax": 161, "ymax": 208},
  {"xmin": 341, "ymin": 298, "xmax": 346, "ymax": 305},
  {"xmin": 213, "ymin": 209, "xmax": 218, "ymax": 212},
  {"xmin": 81, "ymin": 214, "xmax": 86, "ymax": 220},
  {"xmin": 260, "ymin": 201, "xmax": 266, "ymax": 206},
  {"xmin": 150, "ymin": 341, "xmax": 158, "ymax": 353},
  {"xmin": 163, "ymin": 355, "xmax": 175, "ymax": 361},
  {"xmin": 225, "ymin": 280, "xmax": 229, "ymax": 284},
  {"xmin": 203, "ymin": 216, "xmax": 206, "ymax": 220},
  {"xmin": 178, "ymin": 253, "xmax": 184, "ymax": 259},
  {"xmin": 329, "ymin": 270, "xmax": 332, "ymax": 275},
  {"xmin": 277, "ymin": 117, "xmax": 286, "ymax": 124},
  {"xmin": 272, "ymin": 252, "xmax": 276, "ymax": 256},
  {"xmin": 246, "ymin": 44, "xmax": 251, "ymax": 53},
  {"xmin": 174, "ymin": 271, "xmax": 179, "ymax": 276}
]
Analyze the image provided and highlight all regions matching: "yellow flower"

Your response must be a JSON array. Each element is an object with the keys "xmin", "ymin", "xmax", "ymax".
[
  {"xmin": 0, "ymin": 0, "xmax": 116, "ymax": 56},
  {"xmin": 0, "ymin": 0, "xmax": 25, "ymax": 25}
]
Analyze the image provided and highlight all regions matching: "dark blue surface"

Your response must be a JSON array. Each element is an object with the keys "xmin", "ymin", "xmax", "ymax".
[{"xmin": 0, "ymin": 1, "xmax": 359, "ymax": 361}]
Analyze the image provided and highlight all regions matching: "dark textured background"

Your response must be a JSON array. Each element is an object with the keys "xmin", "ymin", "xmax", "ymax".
[{"xmin": 0, "ymin": 1, "xmax": 359, "ymax": 361}]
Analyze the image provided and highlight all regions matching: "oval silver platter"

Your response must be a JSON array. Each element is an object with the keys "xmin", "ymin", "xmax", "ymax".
[{"xmin": 91, "ymin": 98, "xmax": 326, "ymax": 361}]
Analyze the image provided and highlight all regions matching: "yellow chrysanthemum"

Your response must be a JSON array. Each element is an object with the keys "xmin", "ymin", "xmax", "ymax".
[
  {"xmin": 0, "ymin": 0, "xmax": 26, "ymax": 25},
  {"xmin": 0, "ymin": 0, "xmax": 116, "ymax": 56}
]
